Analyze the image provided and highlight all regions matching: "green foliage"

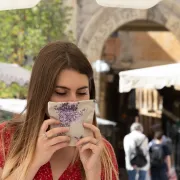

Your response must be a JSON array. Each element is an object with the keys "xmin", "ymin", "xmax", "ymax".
[
  {"xmin": 0, "ymin": 0, "xmax": 73, "ymax": 65},
  {"xmin": 0, "ymin": 0, "xmax": 72, "ymax": 98},
  {"xmin": 0, "ymin": 82, "xmax": 28, "ymax": 98}
]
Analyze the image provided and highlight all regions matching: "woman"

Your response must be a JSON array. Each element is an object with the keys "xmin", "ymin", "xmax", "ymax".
[{"xmin": 0, "ymin": 41, "xmax": 119, "ymax": 180}]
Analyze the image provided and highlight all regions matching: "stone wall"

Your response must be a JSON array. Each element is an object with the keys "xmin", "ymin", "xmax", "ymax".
[
  {"xmin": 76, "ymin": 0, "xmax": 180, "ymax": 43},
  {"xmin": 76, "ymin": 0, "xmax": 101, "ymax": 40},
  {"xmin": 102, "ymin": 31, "xmax": 180, "ymax": 70},
  {"xmin": 78, "ymin": 0, "xmax": 180, "ymax": 63}
]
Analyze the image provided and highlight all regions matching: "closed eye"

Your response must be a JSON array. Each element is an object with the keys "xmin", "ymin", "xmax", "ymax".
[
  {"xmin": 77, "ymin": 92, "xmax": 88, "ymax": 95},
  {"xmin": 55, "ymin": 92, "xmax": 66, "ymax": 96}
]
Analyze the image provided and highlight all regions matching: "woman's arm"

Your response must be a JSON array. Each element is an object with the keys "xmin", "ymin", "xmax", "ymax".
[{"xmin": 1, "ymin": 119, "xmax": 70, "ymax": 180}]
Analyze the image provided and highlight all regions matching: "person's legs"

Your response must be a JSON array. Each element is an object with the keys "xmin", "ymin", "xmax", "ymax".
[
  {"xmin": 127, "ymin": 170, "xmax": 136, "ymax": 180},
  {"xmin": 151, "ymin": 168, "xmax": 160, "ymax": 180},
  {"xmin": 159, "ymin": 169, "xmax": 168, "ymax": 180},
  {"xmin": 138, "ymin": 170, "xmax": 147, "ymax": 180}
]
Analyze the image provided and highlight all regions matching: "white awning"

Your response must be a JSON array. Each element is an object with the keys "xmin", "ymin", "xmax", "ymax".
[
  {"xmin": 119, "ymin": 63, "xmax": 180, "ymax": 93},
  {"xmin": 0, "ymin": 0, "xmax": 40, "ymax": 11},
  {"xmin": 96, "ymin": 117, "xmax": 117, "ymax": 126},
  {"xmin": 0, "ymin": 98, "xmax": 26, "ymax": 114},
  {"xmin": 96, "ymin": 0, "xmax": 163, "ymax": 9},
  {"xmin": 0, "ymin": 62, "xmax": 31, "ymax": 86}
]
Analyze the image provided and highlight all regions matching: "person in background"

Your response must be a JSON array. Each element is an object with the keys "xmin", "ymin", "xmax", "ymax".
[
  {"xmin": 149, "ymin": 131, "xmax": 171, "ymax": 180},
  {"xmin": 123, "ymin": 122, "xmax": 150, "ymax": 180},
  {"xmin": 150, "ymin": 124, "xmax": 173, "ymax": 154}
]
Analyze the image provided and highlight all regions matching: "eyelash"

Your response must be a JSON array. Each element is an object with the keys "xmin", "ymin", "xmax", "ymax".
[
  {"xmin": 55, "ymin": 92, "xmax": 66, "ymax": 95},
  {"xmin": 55, "ymin": 92, "xmax": 87, "ymax": 96}
]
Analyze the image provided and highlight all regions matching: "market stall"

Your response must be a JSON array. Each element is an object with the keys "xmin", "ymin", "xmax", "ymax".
[
  {"xmin": 119, "ymin": 63, "xmax": 180, "ymax": 93},
  {"xmin": 119, "ymin": 63, "xmax": 180, "ymax": 178},
  {"xmin": 0, "ymin": 62, "xmax": 31, "ymax": 86}
]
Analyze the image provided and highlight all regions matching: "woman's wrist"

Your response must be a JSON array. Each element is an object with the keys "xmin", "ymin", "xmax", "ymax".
[
  {"xmin": 85, "ymin": 166, "xmax": 101, "ymax": 180},
  {"xmin": 25, "ymin": 160, "xmax": 41, "ymax": 179},
  {"xmin": 30, "ymin": 156, "xmax": 45, "ymax": 171}
]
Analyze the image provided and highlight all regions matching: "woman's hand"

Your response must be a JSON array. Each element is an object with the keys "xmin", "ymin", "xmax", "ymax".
[
  {"xmin": 32, "ymin": 119, "xmax": 70, "ymax": 168},
  {"xmin": 76, "ymin": 123, "xmax": 104, "ymax": 179}
]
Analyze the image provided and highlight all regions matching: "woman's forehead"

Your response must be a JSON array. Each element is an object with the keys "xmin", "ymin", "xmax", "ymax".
[{"xmin": 56, "ymin": 69, "xmax": 89, "ymax": 88}]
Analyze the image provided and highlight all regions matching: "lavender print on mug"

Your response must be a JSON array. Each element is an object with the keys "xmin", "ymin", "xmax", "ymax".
[{"xmin": 48, "ymin": 100, "xmax": 95, "ymax": 146}]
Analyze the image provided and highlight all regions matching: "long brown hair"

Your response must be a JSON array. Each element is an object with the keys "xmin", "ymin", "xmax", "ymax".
[{"xmin": 1, "ymin": 41, "xmax": 118, "ymax": 180}]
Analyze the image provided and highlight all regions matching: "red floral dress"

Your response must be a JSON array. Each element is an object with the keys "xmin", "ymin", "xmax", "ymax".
[{"xmin": 0, "ymin": 122, "xmax": 118, "ymax": 180}]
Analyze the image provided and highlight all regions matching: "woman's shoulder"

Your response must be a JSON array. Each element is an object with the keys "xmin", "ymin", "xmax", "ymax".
[
  {"xmin": 102, "ymin": 138, "xmax": 118, "ymax": 163},
  {"xmin": 0, "ymin": 121, "xmax": 7, "ymax": 130},
  {"xmin": 0, "ymin": 121, "xmax": 12, "ymax": 138},
  {"xmin": 0, "ymin": 121, "xmax": 12, "ymax": 143},
  {"xmin": 102, "ymin": 138, "xmax": 119, "ymax": 178},
  {"xmin": 102, "ymin": 138, "xmax": 116, "ymax": 157},
  {"xmin": 0, "ymin": 121, "xmax": 11, "ymax": 168},
  {"xmin": 0, "ymin": 121, "xmax": 14, "ymax": 147},
  {"xmin": 102, "ymin": 138, "xmax": 114, "ymax": 151}
]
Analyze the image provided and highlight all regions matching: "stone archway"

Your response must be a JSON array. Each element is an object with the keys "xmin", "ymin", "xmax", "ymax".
[
  {"xmin": 77, "ymin": 2, "xmax": 180, "ymax": 110},
  {"xmin": 78, "ymin": 3, "xmax": 180, "ymax": 62}
]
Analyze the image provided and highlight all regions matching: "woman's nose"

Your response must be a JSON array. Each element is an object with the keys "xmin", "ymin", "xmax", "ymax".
[{"xmin": 68, "ymin": 93, "xmax": 77, "ymax": 102}]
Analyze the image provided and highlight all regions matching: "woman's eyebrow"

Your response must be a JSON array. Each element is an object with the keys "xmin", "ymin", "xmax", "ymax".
[
  {"xmin": 55, "ymin": 86, "xmax": 88, "ymax": 90},
  {"xmin": 55, "ymin": 86, "xmax": 70, "ymax": 90},
  {"xmin": 77, "ymin": 86, "xmax": 88, "ymax": 90}
]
